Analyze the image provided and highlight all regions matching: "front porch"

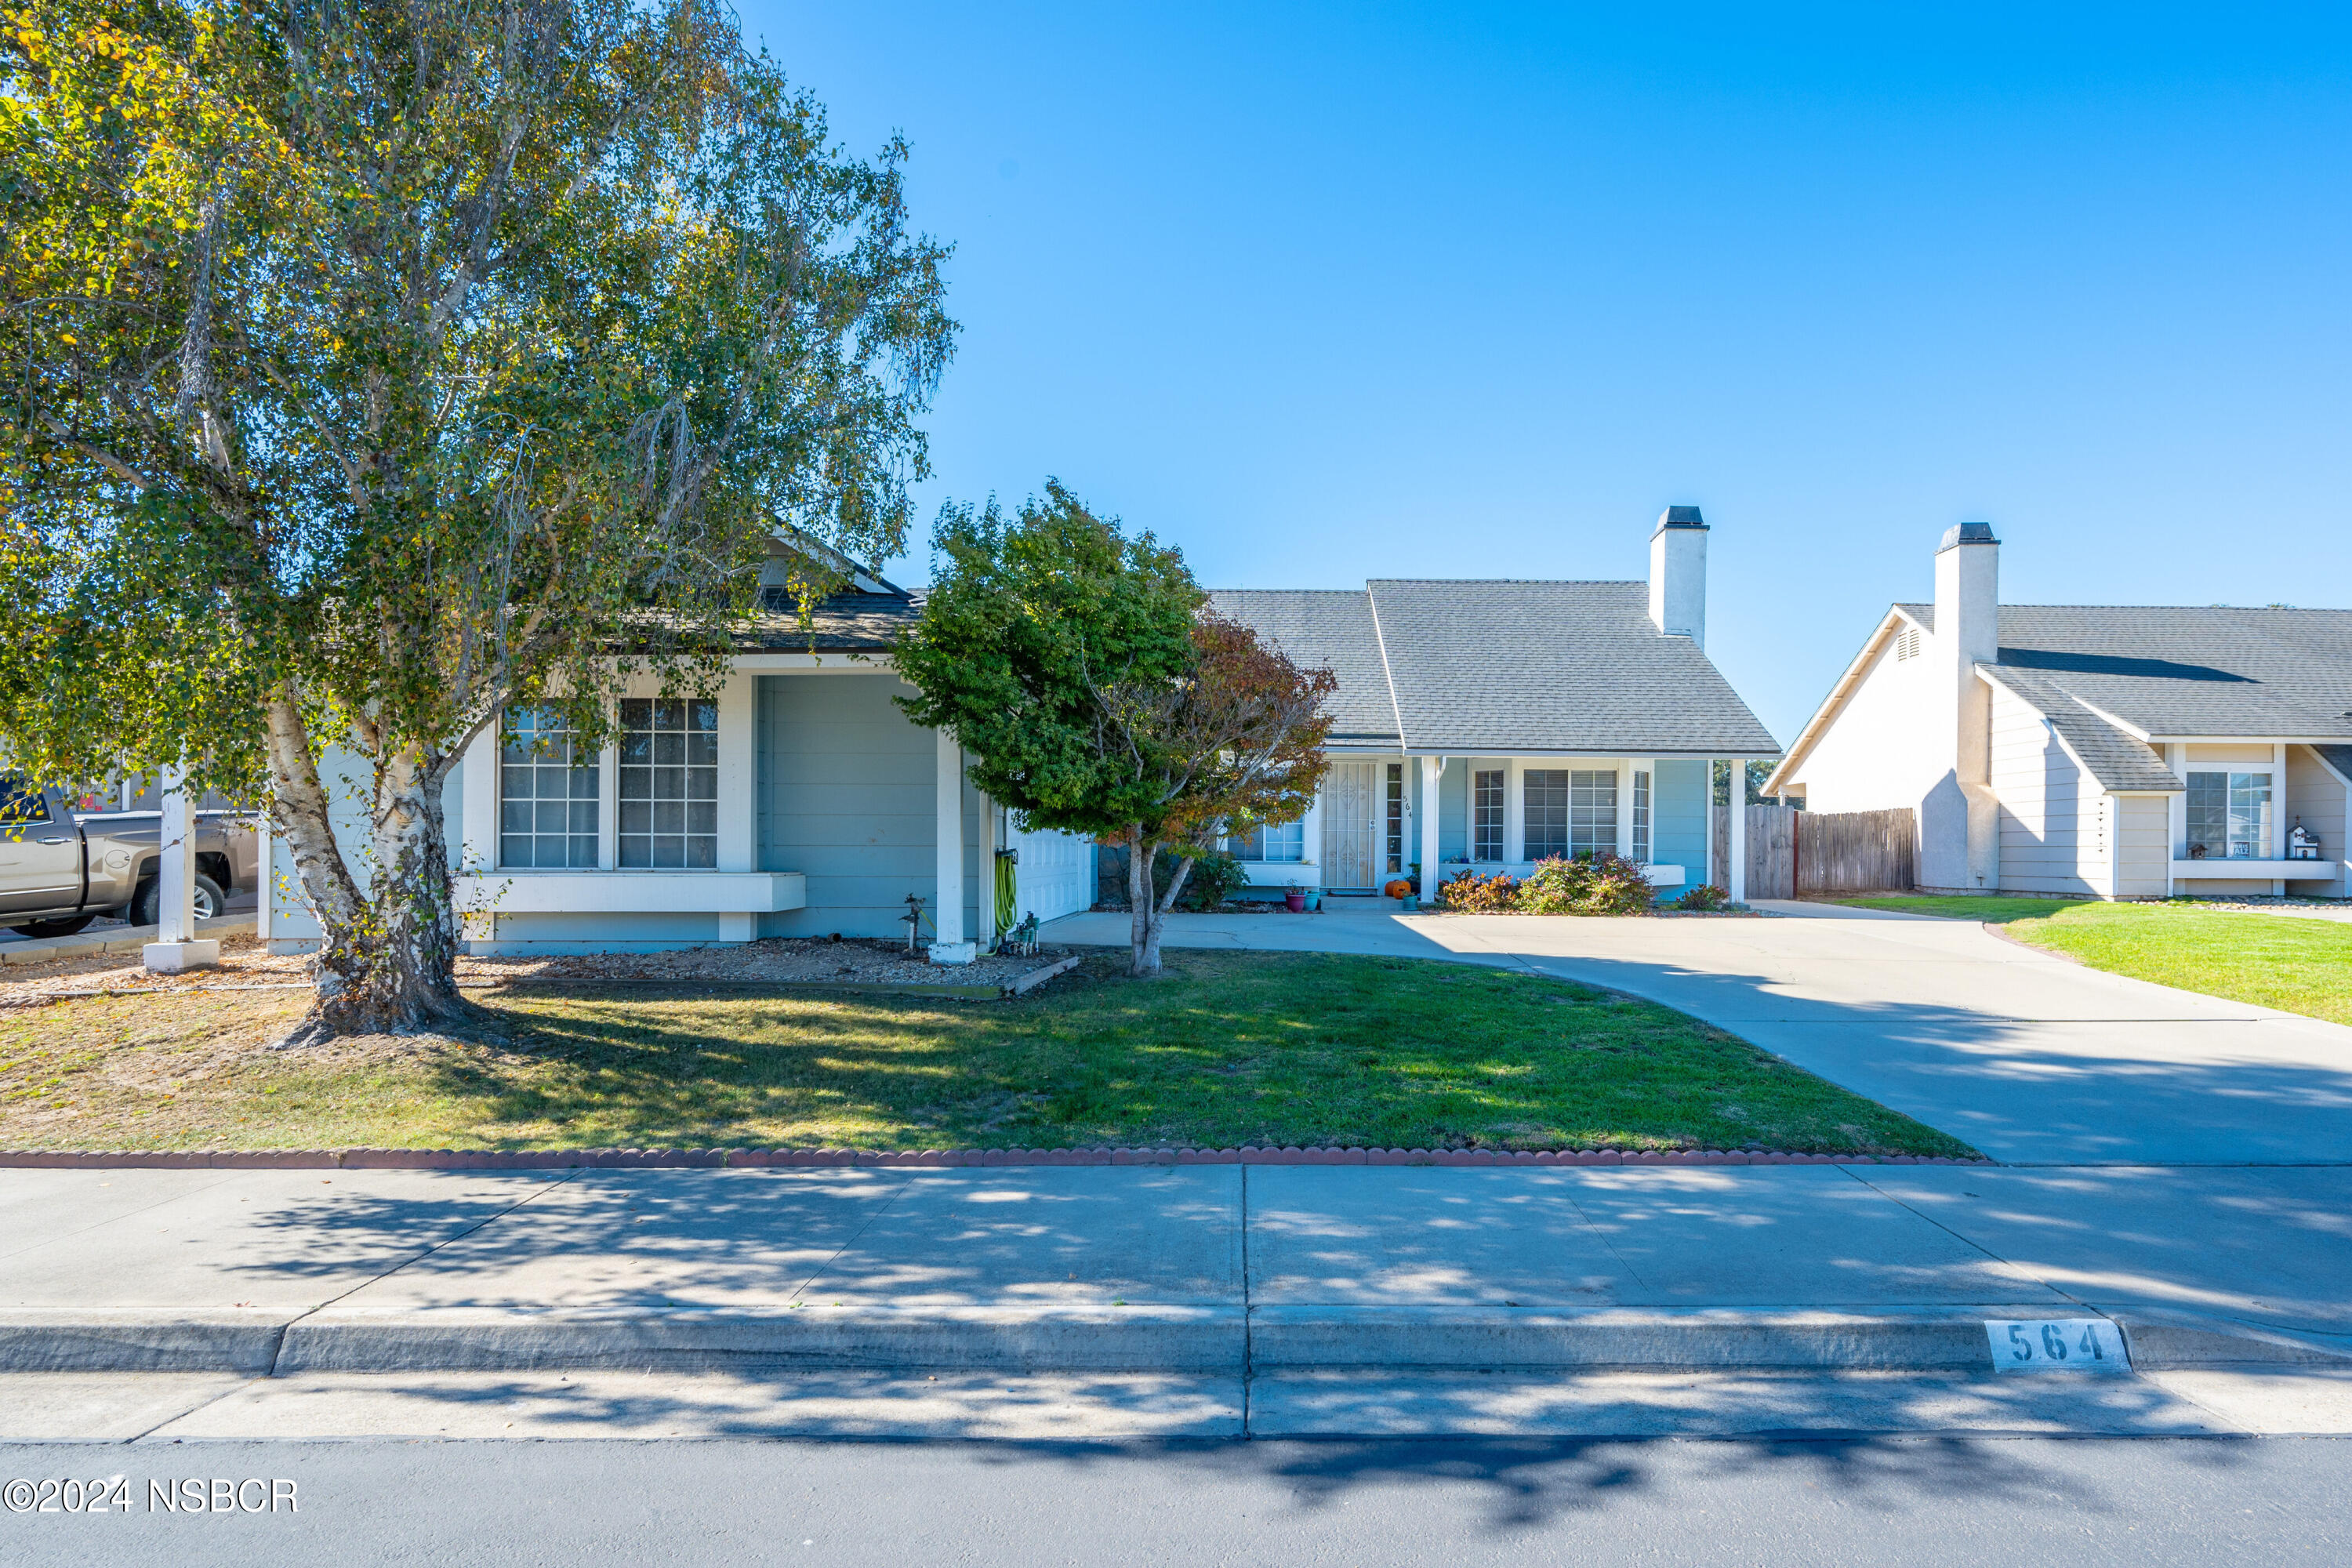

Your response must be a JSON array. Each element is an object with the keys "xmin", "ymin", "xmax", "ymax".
[{"xmin": 1224, "ymin": 753, "xmax": 1762, "ymax": 905}]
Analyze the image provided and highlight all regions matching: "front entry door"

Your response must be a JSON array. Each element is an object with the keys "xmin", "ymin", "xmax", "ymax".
[{"xmin": 1321, "ymin": 760, "xmax": 1380, "ymax": 891}]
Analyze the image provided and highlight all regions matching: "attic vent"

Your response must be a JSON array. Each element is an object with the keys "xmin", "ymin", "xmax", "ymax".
[{"xmin": 1896, "ymin": 626, "xmax": 1922, "ymax": 662}]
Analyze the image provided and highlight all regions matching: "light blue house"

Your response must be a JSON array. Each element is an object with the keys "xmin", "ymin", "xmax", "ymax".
[
  {"xmin": 1210, "ymin": 507, "xmax": 1781, "ymax": 904},
  {"xmin": 261, "ymin": 507, "xmax": 1779, "ymax": 956}
]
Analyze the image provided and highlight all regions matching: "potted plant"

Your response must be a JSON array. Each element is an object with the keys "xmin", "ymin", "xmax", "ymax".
[{"xmin": 1283, "ymin": 881, "xmax": 1307, "ymax": 913}]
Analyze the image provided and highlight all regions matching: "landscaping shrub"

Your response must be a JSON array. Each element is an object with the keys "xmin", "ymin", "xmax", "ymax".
[
  {"xmin": 1156, "ymin": 848, "xmax": 1250, "ymax": 911},
  {"xmin": 1440, "ymin": 868, "xmax": 1519, "ymax": 912},
  {"xmin": 1677, "ymin": 882, "xmax": 1730, "ymax": 912},
  {"xmin": 1515, "ymin": 856, "xmax": 1594, "ymax": 913},
  {"xmin": 1515, "ymin": 853, "xmax": 1655, "ymax": 915}
]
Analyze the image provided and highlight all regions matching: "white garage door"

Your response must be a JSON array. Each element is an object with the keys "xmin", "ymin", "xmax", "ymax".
[{"xmin": 1007, "ymin": 817, "xmax": 1094, "ymax": 924}]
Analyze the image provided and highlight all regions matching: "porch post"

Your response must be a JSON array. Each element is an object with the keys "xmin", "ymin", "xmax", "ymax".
[
  {"xmin": 1726, "ymin": 758, "xmax": 1748, "ymax": 905},
  {"xmin": 143, "ymin": 761, "xmax": 218, "ymax": 973},
  {"xmin": 934, "ymin": 729, "xmax": 965, "ymax": 947},
  {"xmin": 1418, "ymin": 756, "xmax": 1442, "ymax": 904},
  {"xmin": 2165, "ymin": 742, "xmax": 2186, "ymax": 898},
  {"xmin": 2274, "ymin": 741, "xmax": 2290, "ymax": 896}
]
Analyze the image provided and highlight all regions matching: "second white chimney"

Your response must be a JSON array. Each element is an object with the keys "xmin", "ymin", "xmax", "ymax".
[{"xmin": 1649, "ymin": 505, "xmax": 1708, "ymax": 646}]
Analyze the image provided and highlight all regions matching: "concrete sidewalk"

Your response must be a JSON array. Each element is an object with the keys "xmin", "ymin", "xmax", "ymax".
[
  {"xmin": 5, "ymin": 1162, "xmax": 2351, "ymax": 1439},
  {"xmin": 1040, "ymin": 905, "xmax": 2352, "ymax": 1163}
]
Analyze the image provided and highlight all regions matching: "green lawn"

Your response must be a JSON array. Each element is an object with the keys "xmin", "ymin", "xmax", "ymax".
[
  {"xmin": 1828, "ymin": 894, "xmax": 2352, "ymax": 1026},
  {"xmin": 0, "ymin": 950, "xmax": 1971, "ymax": 1156}
]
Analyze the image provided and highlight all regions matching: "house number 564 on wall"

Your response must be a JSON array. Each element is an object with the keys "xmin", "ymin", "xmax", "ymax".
[{"xmin": 1984, "ymin": 1318, "xmax": 2129, "ymax": 1373}]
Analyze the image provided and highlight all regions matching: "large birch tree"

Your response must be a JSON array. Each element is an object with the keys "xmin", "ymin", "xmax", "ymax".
[{"xmin": 0, "ymin": 0, "xmax": 953, "ymax": 1040}]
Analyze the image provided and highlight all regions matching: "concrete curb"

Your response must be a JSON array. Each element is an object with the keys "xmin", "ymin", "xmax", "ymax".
[
  {"xmin": 0, "ymin": 1145, "xmax": 1992, "ymax": 1171},
  {"xmin": 0, "ymin": 1310, "xmax": 285, "ymax": 1375},
  {"xmin": 1250, "ymin": 1305, "xmax": 2061, "ymax": 1371},
  {"xmin": 9, "ymin": 1303, "xmax": 2343, "ymax": 1378},
  {"xmin": 274, "ymin": 1304, "xmax": 1243, "ymax": 1375}
]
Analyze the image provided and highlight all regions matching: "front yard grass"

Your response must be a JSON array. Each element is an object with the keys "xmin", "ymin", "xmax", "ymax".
[
  {"xmin": 0, "ymin": 950, "xmax": 1971, "ymax": 1156},
  {"xmin": 1828, "ymin": 894, "xmax": 2352, "ymax": 1026}
]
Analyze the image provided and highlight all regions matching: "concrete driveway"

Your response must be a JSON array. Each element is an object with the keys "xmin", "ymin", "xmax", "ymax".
[{"xmin": 1039, "ymin": 904, "xmax": 2352, "ymax": 1165}]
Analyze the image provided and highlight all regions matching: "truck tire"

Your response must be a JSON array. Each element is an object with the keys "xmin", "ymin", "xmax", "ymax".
[
  {"xmin": 130, "ymin": 872, "xmax": 226, "ymax": 927},
  {"xmin": 9, "ymin": 914, "xmax": 96, "ymax": 938}
]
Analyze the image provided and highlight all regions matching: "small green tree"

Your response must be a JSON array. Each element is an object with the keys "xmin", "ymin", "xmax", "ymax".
[
  {"xmin": 0, "ymin": 0, "xmax": 952, "ymax": 1040},
  {"xmin": 893, "ymin": 484, "xmax": 1334, "ymax": 975}
]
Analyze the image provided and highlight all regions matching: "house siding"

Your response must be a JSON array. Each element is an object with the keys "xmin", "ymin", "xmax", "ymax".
[
  {"xmin": 1438, "ymin": 758, "xmax": 1468, "ymax": 863},
  {"xmin": 2114, "ymin": 794, "xmax": 2171, "ymax": 898},
  {"xmin": 2286, "ymin": 745, "xmax": 2349, "ymax": 897},
  {"xmin": 1784, "ymin": 624, "xmax": 1946, "ymax": 815},
  {"xmin": 1989, "ymin": 683, "xmax": 2104, "ymax": 896},
  {"xmin": 1652, "ymin": 759, "xmax": 1709, "ymax": 891}
]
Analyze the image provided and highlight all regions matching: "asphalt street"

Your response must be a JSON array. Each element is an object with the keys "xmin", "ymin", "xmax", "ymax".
[{"xmin": 2, "ymin": 1435, "xmax": 2346, "ymax": 1567}]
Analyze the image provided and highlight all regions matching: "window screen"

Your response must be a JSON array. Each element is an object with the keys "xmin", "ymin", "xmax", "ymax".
[
  {"xmin": 619, "ymin": 699, "xmax": 717, "ymax": 868},
  {"xmin": 499, "ymin": 710, "xmax": 599, "ymax": 868},
  {"xmin": 1570, "ymin": 770, "xmax": 1618, "ymax": 858},
  {"xmin": 1472, "ymin": 769, "xmax": 1504, "ymax": 861},
  {"xmin": 1523, "ymin": 770, "xmax": 1568, "ymax": 860}
]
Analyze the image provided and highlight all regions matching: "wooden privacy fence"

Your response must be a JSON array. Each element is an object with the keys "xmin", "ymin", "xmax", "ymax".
[{"xmin": 1716, "ymin": 804, "xmax": 1916, "ymax": 898}]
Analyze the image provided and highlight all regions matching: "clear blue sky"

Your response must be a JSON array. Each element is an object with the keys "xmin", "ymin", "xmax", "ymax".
[{"xmin": 750, "ymin": 2, "xmax": 2352, "ymax": 746}]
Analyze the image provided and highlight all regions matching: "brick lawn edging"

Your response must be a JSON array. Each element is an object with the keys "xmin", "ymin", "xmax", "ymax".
[{"xmin": 0, "ymin": 1145, "xmax": 1991, "ymax": 1170}]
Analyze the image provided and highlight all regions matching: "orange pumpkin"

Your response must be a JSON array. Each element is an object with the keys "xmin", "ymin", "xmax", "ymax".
[{"xmin": 1382, "ymin": 878, "xmax": 1414, "ymax": 898}]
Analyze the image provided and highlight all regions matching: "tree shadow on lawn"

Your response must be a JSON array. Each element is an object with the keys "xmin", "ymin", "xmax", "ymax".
[{"xmin": 443, "ymin": 960, "xmax": 1963, "ymax": 1156}]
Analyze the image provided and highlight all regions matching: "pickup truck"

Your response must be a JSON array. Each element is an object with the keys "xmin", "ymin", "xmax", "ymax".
[{"xmin": 0, "ymin": 778, "xmax": 254, "ymax": 938}]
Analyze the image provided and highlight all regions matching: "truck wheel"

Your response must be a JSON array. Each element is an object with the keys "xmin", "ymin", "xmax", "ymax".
[
  {"xmin": 9, "ymin": 915, "xmax": 95, "ymax": 938},
  {"xmin": 130, "ymin": 873, "xmax": 226, "ymax": 927}
]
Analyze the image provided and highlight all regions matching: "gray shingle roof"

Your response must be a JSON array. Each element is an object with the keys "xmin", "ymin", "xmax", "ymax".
[
  {"xmin": 740, "ymin": 588, "xmax": 919, "ymax": 651},
  {"xmin": 1210, "ymin": 581, "xmax": 1780, "ymax": 757},
  {"xmin": 2314, "ymin": 745, "xmax": 2352, "ymax": 783},
  {"xmin": 1207, "ymin": 590, "xmax": 1399, "ymax": 741},
  {"xmin": 1367, "ymin": 580, "xmax": 1780, "ymax": 756},
  {"xmin": 1896, "ymin": 603, "xmax": 2352, "ymax": 741},
  {"xmin": 1979, "ymin": 668, "xmax": 2183, "ymax": 793}
]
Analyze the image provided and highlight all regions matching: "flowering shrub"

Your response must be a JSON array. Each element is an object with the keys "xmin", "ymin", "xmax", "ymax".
[
  {"xmin": 1440, "ymin": 868, "xmax": 1519, "ymax": 912},
  {"xmin": 1676, "ymin": 882, "xmax": 1730, "ymax": 912},
  {"xmin": 1579, "ymin": 852, "xmax": 1657, "ymax": 915}
]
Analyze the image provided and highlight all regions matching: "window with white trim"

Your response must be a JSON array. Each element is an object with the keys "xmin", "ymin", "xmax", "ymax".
[
  {"xmin": 2186, "ymin": 771, "xmax": 2271, "ymax": 859},
  {"xmin": 619, "ymin": 698, "xmax": 718, "ymax": 868},
  {"xmin": 499, "ymin": 709, "xmax": 599, "ymax": 869},
  {"xmin": 1232, "ymin": 818, "xmax": 1305, "ymax": 862},
  {"xmin": 1472, "ymin": 769, "xmax": 1504, "ymax": 861},
  {"xmin": 1523, "ymin": 769, "xmax": 1568, "ymax": 860},
  {"xmin": 1570, "ymin": 770, "xmax": 1618, "ymax": 859},
  {"xmin": 1632, "ymin": 768, "xmax": 1651, "ymax": 864},
  {"xmin": 1384, "ymin": 762, "xmax": 1406, "ymax": 873}
]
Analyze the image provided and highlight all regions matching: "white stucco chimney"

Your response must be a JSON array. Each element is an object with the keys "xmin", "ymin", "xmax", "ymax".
[
  {"xmin": 1921, "ymin": 521, "xmax": 2002, "ymax": 891},
  {"xmin": 1649, "ymin": 506, "xmax": 1708, "ymax": 647}
]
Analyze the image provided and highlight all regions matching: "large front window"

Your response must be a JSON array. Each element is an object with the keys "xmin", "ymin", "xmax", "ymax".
[
  {"xmin": 2187, "ymin": 771, "xmax": 2272, "ymax": 859},
  {"xmin": 1523, "ymin": 770, "xmax": 1568, "ymax": 860},
  {"xmin": 500, "ymin": 710, "xmax": 599, "ymax": 868},
  {"xmin": 1232, "ymin": 818, "xmax": 1305, "ymax": 862},
  {"xmin": 619, "ymin": 699, "xmax": 717, "ymax": 868},
  {"xmin": 1473, "ymin": 768, "xmax": 1504, "ymax": 861},
  {"xmin": 1570, "ymin": 769, "xmax": 1618, "ymax": 858}
]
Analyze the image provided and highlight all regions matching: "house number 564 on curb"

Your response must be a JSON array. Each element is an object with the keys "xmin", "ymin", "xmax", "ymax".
[{"xmin": 1985, "ymin": 1318, "xmax": 2129, "ymax": 1373}]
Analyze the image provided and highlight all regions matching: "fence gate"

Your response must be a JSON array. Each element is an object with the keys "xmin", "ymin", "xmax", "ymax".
[{"xmin": 1738, "ymin": 804, "xmax": 1916, "ymax": 898}]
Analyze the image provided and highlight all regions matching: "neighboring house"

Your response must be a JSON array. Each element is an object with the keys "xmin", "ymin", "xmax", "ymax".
[
  {"xmin": 263, "ymin": 550, "xmax": 1098, "ymax": 956},
  {"xmin": 1211, "ymin": 506, "xmax": 1781, "ymax": 905},
  {"xmin": 1764, "ymin": 523, "xmax": 2352, "ymax": 900}
]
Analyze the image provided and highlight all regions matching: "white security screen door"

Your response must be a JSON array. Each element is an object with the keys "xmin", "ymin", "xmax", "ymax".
[{"xmin": 1322, "ymin": 760, "xmax": 1381, "ymax": 890}]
